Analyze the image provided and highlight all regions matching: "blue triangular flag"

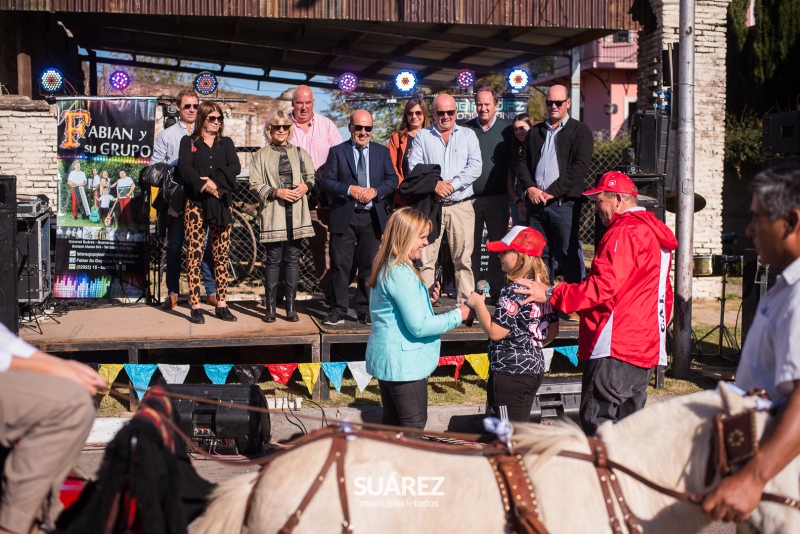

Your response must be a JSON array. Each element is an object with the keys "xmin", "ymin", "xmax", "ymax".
[
  {"xmin": 123, "ymin": 364, "xmax": 158, "ymax": 399},
  {"xmin": 555, "ymin": 345, "xmax": 579, "ymax": 366},
  {"xmin": 204, "ymin": 364, "xmax": 234, "ymax": 385},
  {"xmin": 321, "ymin": 362, "xmax": 348, "ymax": 393}
]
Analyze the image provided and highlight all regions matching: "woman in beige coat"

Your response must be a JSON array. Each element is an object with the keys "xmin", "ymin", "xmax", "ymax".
[{"xmin": 249, "ymin": 111, "xmax": 316, "ymax": 322}]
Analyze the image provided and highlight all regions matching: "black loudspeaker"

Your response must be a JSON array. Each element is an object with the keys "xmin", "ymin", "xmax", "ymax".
[
  {"xmin": 631, "ymin": 113, "xmax": 675, "ymax": 191},
  {"xmin": 741, "ymin": 249, "xmax": 779, "ymax": 344},
  {"xmin": 763, "ymin": 112, "xmax": 800, "ymax": 155},
  {"xmin": 0, "ymin": 176, "xmax": 18, "ymax": 334},
  {"xmin": 169, "ymin": 384, "xmax": 270, "ymax": 455},
  {"xmin": 17, "ymin": 213, "xmax": 51, "ymax": 303},
  {"xmin": 530, "ymin": 377, "xmax": 581, "ymax": 423}
]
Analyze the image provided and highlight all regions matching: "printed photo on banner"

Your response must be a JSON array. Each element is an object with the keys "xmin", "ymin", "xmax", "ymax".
[{"xmin": 53, "ymin": 97, "xmax": 156, "ymax": 299}]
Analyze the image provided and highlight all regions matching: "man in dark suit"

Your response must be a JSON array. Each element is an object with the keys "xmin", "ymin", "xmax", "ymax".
[
  {"xmin": 517, "ymin": 84, "xmax": 593, "ymax": 320},
  {"xmin": 320, "ymin": 110, "xmax": 399, "ymax": 325}
]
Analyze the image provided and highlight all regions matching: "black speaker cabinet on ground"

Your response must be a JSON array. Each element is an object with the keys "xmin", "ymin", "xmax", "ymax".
[
  {"xmin": 763, "ymin": 112, "xmax": 800, "ymax": 155},
  {"xmin": 0, "ymin": 176, "xmax": 18, "ymax": 333},
  {"xmin": 169, "ymin": 384, "xmax": 270, "ymax": 455},
  {"xmin": 17, "ymin": 213, "xmax": 51, "ymax": 303},
  {"xmin": 530, "ymin": 377, "xmax": 582, "ymax": 423},
  {"xmin": 741, "ymin": 249, "xmax": 779, "ymax": 344}
]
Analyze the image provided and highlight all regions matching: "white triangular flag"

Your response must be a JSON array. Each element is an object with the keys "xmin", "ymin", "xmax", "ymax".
[
  {"xmin": 543, "ymin": 348, "xmax": 555, "ymax": 373},
  {"xmin": 157, "ymin": 364, "xmax": 190, "ymax": 384},
  {"xmin": 347, "ymin": 361, "xmax": 373, "ymax": 393}
]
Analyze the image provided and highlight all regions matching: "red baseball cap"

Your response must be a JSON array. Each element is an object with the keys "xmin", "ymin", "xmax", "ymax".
[
  {"xmin": 486, "ymin": 226, "xmax": 546, "ymax": 257},
  {"xmin": 583, "ymin": 171, "xmax": 638, "ymax": 199}
]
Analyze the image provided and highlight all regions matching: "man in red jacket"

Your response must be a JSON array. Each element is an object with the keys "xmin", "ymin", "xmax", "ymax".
[{"xmin": 518, "ymin": 171, "xmax": 678, "ymax": 434}]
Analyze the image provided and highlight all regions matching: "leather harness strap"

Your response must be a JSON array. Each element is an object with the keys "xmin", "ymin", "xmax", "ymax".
[
  {"xmin": 488, "ymin": 454, "xmax": 549, "ymax": 534},
  {"xmin": 278, "ymin": 433, "xmax": 353, "ymax": 534},
  {"xmin": 586, "ymin": 437, "xmax": 642, "ymax": 534}
]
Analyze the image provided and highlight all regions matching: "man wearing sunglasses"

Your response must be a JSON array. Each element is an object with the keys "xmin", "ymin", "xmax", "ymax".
[
  {"xmin": 152, "ymin": 89, "xmax": 218, "ymax": 311},
  {"xmin": 408, "ymin": 93, "xmax": 482, "ymax": 306},
  {"xmin": 516, "ymin": 85, "xmax": 592, "ymax": 321},
  {"xmin": 462, "ymin": 86, "xmax": 515, "ymax": 303},
  {"xmin": 320, "ymin": 110, "xmax": 398, "ymax": 326}
]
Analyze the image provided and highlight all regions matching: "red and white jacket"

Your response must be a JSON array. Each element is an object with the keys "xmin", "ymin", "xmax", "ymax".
[{"xmin": 551, "ymin": 208, "xmax": 678, "ymax": 368}]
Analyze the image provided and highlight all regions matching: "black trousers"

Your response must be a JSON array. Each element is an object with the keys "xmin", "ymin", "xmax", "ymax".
[
  {"xmin": 580, "ymin": 357, "xmax": 653, "ymax": 436},
  {"xmin": 329, "ymin": 209, "xmax": 381, "ymax": 315},
  {"xmin": 263, "ymin": 240, "xmax": 301, "ymax": 292},
  {"xmin": 487, "ymin": 371, "xmax": 543, "ymax": 423},
  {"xmin": 378, "ymin": 378, "xmax": 428, "ymax": 430}
]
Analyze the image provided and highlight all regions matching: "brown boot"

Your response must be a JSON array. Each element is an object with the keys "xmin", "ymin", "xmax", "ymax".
[
  {"xmin": 161, "ymin": 293, "xmax": 178, "ymax": 310},
  {"xmin": 206, "ymin": 294, "xmax": 218, "ymax": 307}
]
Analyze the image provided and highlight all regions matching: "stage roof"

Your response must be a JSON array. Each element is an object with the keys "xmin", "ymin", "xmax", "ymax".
[{"xmin": 2, "ymin": 1, "xmax": 644, "ymax": 89}]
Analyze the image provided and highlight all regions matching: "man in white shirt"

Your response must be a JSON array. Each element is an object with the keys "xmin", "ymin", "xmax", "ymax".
[
  {"xmin": 67, "ymin": 161, "xmax": 88, "ymax": 219},
  {"xmin": 703, "ymin": 165, "xmax": 800, "ymax": 523},
  {"xmin": 0, "ymin": 322, "xmax": 104, "ymax": 534}
]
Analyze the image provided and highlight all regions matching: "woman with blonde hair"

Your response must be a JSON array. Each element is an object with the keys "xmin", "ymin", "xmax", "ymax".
[
  {"xmin": 365, "ymin": 207, "xmax": 471, "ymax": 429},
  {"xmin": 387, "ymin": 98, "xmax": 431, "ymax": 207},
  {"xmin": 249, "ymin": 110, "xmax": 316, "ymax": 322},
  {"xmin": 466, "ymin": 226, "xmax": 559, "ymax": 422}
]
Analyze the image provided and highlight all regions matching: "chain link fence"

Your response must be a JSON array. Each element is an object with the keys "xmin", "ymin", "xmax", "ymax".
[
  {"xmin": 149, "ymin": 176, "xmax": 321, "ymax": 302},
  {"xmin": 578, "ymin": 130, "xmax": 632, "ymax": 246}
]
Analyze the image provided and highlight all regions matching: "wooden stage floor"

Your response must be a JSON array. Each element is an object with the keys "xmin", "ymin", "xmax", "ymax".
[{"xmin": 18, "ymin": 298, "xmax": 578, "ymax": 400}]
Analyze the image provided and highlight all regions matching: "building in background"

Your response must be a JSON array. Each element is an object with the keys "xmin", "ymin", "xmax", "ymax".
[{"xmin": 531, "ymin": 31, "xmax": 638, "ymax": 138}]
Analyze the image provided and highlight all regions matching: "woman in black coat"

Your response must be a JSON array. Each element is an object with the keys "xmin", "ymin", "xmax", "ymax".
[{"xmin": 178, "ymin": 101, "xmax": 241, "ymax": 324}]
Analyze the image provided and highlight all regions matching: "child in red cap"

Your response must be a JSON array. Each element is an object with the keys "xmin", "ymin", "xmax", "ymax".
[{"xmin": 466, "ymin": 226, "xmax": 559, "ymax": 422}]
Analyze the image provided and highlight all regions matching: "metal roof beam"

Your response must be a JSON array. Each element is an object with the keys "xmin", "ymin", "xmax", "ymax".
[{"xmin": 306, "ymin": 20, "xmax": 570, "ymax": 57}]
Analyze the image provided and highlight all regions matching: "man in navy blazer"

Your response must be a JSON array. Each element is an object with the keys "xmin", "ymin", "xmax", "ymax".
[{"xmin": 320, "ymin": 110, "xmax": 398, "ymax": 325}]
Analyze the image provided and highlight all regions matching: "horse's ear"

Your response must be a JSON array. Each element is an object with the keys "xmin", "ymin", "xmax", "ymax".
[{"xmin": 719, "ymin": 381, "xmax": 748, "ymax": 416}]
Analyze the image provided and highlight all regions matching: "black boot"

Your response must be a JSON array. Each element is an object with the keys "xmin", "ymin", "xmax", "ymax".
[
  {"xmin": 285, "ymin": 283, "xmax": 299, "ymax": 322},
  {"xmin": 263, "ymin": 285, "xmax": 277, "ymax": 323}
]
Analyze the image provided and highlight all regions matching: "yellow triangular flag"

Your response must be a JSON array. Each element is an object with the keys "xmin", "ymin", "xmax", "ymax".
[
  {"xmin": 465, "ymin": 353, "xmax": 490, "ymax": 381},
  {"xmin": 298, "ymin": 362, "xmax": 321, "ymax": 396},
  {"xmin": 99, "ymin": 364, "xmax": 125, "ymax": 396}
]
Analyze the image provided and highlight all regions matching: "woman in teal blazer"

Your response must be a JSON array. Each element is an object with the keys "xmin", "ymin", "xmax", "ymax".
[{"xmin": 365, "ymin": 208, "xmax": 471, "ymax": 429}]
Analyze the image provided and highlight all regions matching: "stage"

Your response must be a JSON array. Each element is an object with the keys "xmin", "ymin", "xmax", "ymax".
[{"xmin": 19, "ymin": 297, "xmax": 579, "ymax": 402}]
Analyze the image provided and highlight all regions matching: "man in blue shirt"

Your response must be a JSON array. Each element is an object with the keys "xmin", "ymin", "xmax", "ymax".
[
  {"xmin": 152, "ymin": 89, "xmax": 217, "ymax": 311},
  {"xmin": 408, "ymin": 93, "xmax": 482, "ymax": 305}
]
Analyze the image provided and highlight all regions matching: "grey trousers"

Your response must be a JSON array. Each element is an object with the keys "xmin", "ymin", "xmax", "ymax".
[
  {"xmin": 0, "ymin": 372, "xmax": 95, "ymax": 534},
  {"xmin": 579, "ymin": 357, "xmax": 653, "ymax": 436}
]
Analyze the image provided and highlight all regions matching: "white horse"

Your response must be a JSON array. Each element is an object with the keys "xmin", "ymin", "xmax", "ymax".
[{"xmin": 198, "ymin": 384, "xmax": 800, "ymax": 533}]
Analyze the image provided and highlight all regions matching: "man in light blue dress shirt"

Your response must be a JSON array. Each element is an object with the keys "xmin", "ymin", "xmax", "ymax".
[{"xmin": 408, "ymin": 93, "xmax": 482, "ymax": 305}]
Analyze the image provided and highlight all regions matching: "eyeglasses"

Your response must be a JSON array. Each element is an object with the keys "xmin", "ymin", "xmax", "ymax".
[
  {"xmin": 206, "ymin": 115, "xmax": 223, "ymax": 123},
  {"xmin": 353, "ymin": 125, "xmax": 373, "ymax": 132},
  {"xmin": 545, "ymin": 99, "xmax": 567, "ymax": 108},
  {"xmin": 406, "ymin": 111, "xmax": 424, "ymax": 117},
  {"xmin": 271, "ymin": 124, "xmax": 291, "ymax": 131},
  {"xmin": 435, "ymin": 110, "xmax": 456, "ymax": 117},
  {"xmin": 182, "ymin": 103, "xmax": 199, "ymax": 110}
]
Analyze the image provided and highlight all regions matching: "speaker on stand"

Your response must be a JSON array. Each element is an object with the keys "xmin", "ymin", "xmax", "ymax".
[{"xmin": 0, "ymin": 176, "xmax": 19, "ymax": 334}]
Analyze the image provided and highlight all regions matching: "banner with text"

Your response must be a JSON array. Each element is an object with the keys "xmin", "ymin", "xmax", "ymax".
[{"xmin": 54, "ymin": 97, "xmax": 156, "ymax": 299}]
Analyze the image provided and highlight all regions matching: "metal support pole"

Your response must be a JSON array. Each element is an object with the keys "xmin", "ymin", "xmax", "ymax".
[
  {"xmin": 89, "ymin": 50, "xmax": 97, "ymax": 96},
  {"xmin": 570, "ymin": 47, "xmax": 581, "ymax": 121},
  {"xmin": 672, "ymin": 0, "xmax": 696, "ymax": 378}
]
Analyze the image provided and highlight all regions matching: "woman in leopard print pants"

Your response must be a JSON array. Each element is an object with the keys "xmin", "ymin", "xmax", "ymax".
[{"xmin": 178, "ymin": 101, "xmax": 241, "ymax": 324}]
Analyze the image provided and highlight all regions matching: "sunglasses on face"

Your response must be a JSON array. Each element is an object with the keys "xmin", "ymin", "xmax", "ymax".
[
  {"xmin": 353, "ymin": 125, "xmax": 373, "ymax": 132},
  {"xmin": 436, "ymin": 110, "xmax": 456, "ymax": 117},
  {"xmin": 406, "ymin": 111, "xmax": 423, "ymax": 117},
  {"xmin": 182, "ymin": 103, "xmax": 199, "ymax": 110},
  {"xmin": 271, "ymin": 124, "xmax": 291, "ymax": 131},
  {"xmin": 206, "ymin": 115, "xmax": 223, "ymax": 123},
  {"xmin": 545, "ymin": 99, "xmax": 567, "ymax": 108}
]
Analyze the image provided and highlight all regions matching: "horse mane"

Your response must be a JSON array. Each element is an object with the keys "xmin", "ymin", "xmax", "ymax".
[{"xmin": 512, "ymin": 419, "xmax": 587, "ymax": 469}]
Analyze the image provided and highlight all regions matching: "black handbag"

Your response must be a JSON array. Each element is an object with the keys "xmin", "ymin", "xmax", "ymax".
[
  {"xmin": 140, "ymin": 162, "xmax": 173, "ymax": 187},
  {"xmin": 162, "ymin": 166, "xmax": 186, "ymax": 213}
]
